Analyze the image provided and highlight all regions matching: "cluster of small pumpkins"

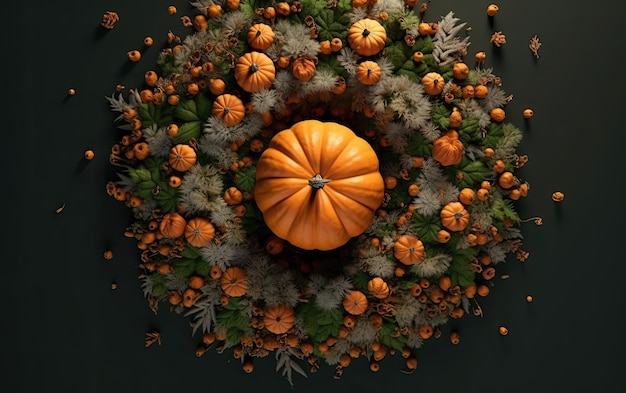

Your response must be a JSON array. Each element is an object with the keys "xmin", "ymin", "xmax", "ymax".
[{"xmin": 106, "ymin": 0, "xmax": 530, "ymax": 383}]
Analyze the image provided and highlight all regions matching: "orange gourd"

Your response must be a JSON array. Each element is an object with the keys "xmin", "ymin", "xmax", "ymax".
[
  {"xmin": 185, "ymin": 217, "xmax": 215, "ymax": 247},
  {"xmin": 343, "ymin": 290, "xmax": 369, "ymax": 315},
  {"xmin": 263, "ymin": 304, "xmax": 296, "ymax": 334},
  {"xmin": 247, "ymin": 23, "xmax": 274, "ymax": 51},
  {"xmin": 212, "ymin": 94, "xmax": 245, "ymax": 127},
  {"xmin": 421, "ymin": 72, "xmax": 445, "ymax": 95},
  {"xmin": 347, "ymin": 19, "xmax": 387, "ymax": 57},
  {"xmin": 356, "ymin": 61, "xmax": 381, "ymax": 85},
  {"xmin": 159, "ymin": 212, "xmax": 187, "ymax": 238},
  {"xmin": 452, "ymin": 62, "xmax": 470, "ymax": 80},
  {"xmin": 234, "ymin": 51, "xmax": 276, "ymax": 93},
  {"xmin": 292, "ymin": 57, "xmax": 316, "ymax": 82},
  {"xmin": 254, "ymin": 120, "xmax": 384, "ymax": 251},
  {"xmin": 220, "ymin": 266, "xmax": 249, "ymax": 297},
  {"xmin": 440, "ymin": 202, "xmax": 470, "ymax": 232},
  {"xmin": 393, "ymin": 234, "xmax": 424, "ymax": 265},
  {"xmin": 432, "ymin": 130, "xmax": 464, "ymax": 166},
  {"xmin": 169, "ymin": 144, "xmax": 197, "ymax": 171},
  {"xmin": 367, "ymin": 277, "xmax": 390, "ymax": 299}
]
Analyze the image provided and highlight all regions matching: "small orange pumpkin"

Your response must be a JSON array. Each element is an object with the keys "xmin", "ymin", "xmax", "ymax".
[
  {"xmin": 247, "ymin": 23, "xmax": 275, "ymax": 50},
  {"xmin": 347, "ymin": 18, "xmax": 387, "ymax": 57},
  {"xmin": 440, "ymin": 202, "xmax": 470, "ymax": 232},
  {"xmin": 421, "ymin": 72, "xmax": 445, "ymax": 96},
  {"xmin": 292, "ymin": 57, "xmax": 316, "ymax": 82},
  {"xmin": 452, "ymin": 62, "xmax": 470, "ymax": 80},
  {"xmin": 417, "ymin": 22, "xmax": 438, "ymax": 36},
  {"xmin": 459, "ymin": 188, "xmax": 475, "ymax": 205},
  {"xmin": 343, "ymin": 290, "xmax": 369, "ymax": 315},
  {"xmin": 185, "ymin": 217, "xmax": 215, "ymax": 247},
  {"xmin": 220, "ymin": 266, "xmax": 249, "ymax": 297},
  {"xmin": 212, "ymin": 94, "xmax": 245, "ymax": 127},
  {"xmin": 432, "ymin": 130, "xmax": 464, "ymax": 166},
  {"xmin": 263, "ymin": 304, "xmax": 296, "ymax": 334},
  {"xmin": 393, "ymin": 234, "xmax": 424, "ymax": 265},
  {"xmin": 169, "ymin": 144, "xmax": 197, "ymax": 171},
  {"xmin": 356, "ymin": 61, "xmax": 381, "ymax": 85},
  {"xmin": 367, "ymin": 277, "xmax": 390, "ymax": 299},
  {"xmin": 234, "ymin": 51, "xmax": 276, "ymax": 93},
  {"xmin": 159, "ymin": 212, "xmax": 187, "ymax": 238}
]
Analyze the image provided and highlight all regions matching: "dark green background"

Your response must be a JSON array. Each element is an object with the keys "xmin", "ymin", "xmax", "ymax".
[{"xmin": 4, "ymin": 0, "xmax": 625, "ymax": 392}]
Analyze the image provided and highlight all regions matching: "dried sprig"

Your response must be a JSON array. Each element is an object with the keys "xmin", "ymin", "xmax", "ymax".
[
  {"xmin": 529, "ymin": 35, "xmax": 541, "ymax": 58},
  {"xmin": 145, "ymin": 330, "xmax": 162, "ymax": 347},
  {"xmin": 490, "ymin": 31, "xmax": 506, "ymax": 47},
  {"xmin": 101, "ymin": 11, "xmax": 119, "ymax": 29}
]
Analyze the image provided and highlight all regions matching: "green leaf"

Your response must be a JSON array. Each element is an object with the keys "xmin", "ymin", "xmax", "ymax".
[
  {"xmin": 454, "ymin": 160, "xmax": 492, "ymax": 189},
  {"xmin": 174, "ymin": 99, "xmax": 200, "ymax": 122},
  {"xmin": 410, "ymin": 213, "xmax": 441, "ymax": 244},
  {"xmin": 297, "ymin": 303, "xmax": 343, "ymax": 346},
  {"xmin": 491, "ymin": 198, "xmax": 520, "ymax": 224},
  {"xmin": 172, "ymin": 258, "xmax": 196, "ymax": 278},
  {"xmin": 181, "ymin": 245, "xmax": 202, "ymax": 259},
  {"xmin": 153, "ymin": 181, "xmax": 178, "ymax": 213},
  {"xmin": 386, "ymin": 41, "xmax": 410, "ymax": 69},
  {"xmin": 457, "ymin": 117, "xmax": 482, "ymax": 144},
  {"xmin": 234, "ymin": 166, "xmax": 256, "ymax": 193},
  {"xmin": 171, "ymin": 121, "xmax": 202, "ymax": 143},
  {"xmin": 406, "ymin": 131, "xmax": 431, "ymax": 157},
  {"xmin": 447, "ymin": 248, "xmax": 478, "ymax": 287},
  {"xmin": 431, "ymin": 104, "xmax": 451, "ymax": 130}
]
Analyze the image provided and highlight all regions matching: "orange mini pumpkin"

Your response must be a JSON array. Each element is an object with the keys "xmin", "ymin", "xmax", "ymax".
[
  {"xmin": 292, "ymin": 57, "xmax": 316, "ymax": 82},
  {"xmin": 367, "ymin": 277, "xmax": 390, "ymax": 299},
  {"xmin": 440, "ymin": 202, "xmax": 470, "ymax": 232},
  {"xmin": 247, "ymin": 23, "xmax": 274, "ymax": 50},
  {"xmin": 159, "ymin": 212, "xmax": 187, "ymax": 238},
  {"xmin": 393, "ymin": 234, "xmax": 424, "ymax": 265},
  {"xmin": 356, "ymin": 61, "xmax": 381, "ymax": 85},
  {"xmin": 421, "ymin": 72, "xmax": 445, "ymax": 95},
  {"xmin": 254, "ymin": 120, "xmax": 384, "ymax": 251},
  {"xmin": 185, "ymin": 217, "xmax": 215, "ymax": 247},
  {"xmin": 432, "ymin": 130, "xmax": 464, "ymax": 166},
  {"xmin": 263, "ymin": 304, "xmax": 296, "ymax": 334},
  {"xmin": 220, "ymin": 266, "xmax": 249, "ymax": 297},
  {"xmin": 343, "ymin": 290, "xmax": 369, "ymax": 315},
  {"xmin": 212, "ymin": 94, "xmax": 245, "ymax": 127},
  {"xmin": 347, "ymin": 18, "xmax": 387, "ymax": 57},
  {"xmin": 234, "ymin": 51, "xmax": 276, "ymax": 93},
  {"xmin": 169, "ymin": 144, "xmax": 197, "ymax": 171}
]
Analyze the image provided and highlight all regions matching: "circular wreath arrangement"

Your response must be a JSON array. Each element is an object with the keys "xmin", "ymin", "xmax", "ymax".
[{"xmin": 106, "ymin": 0, "xmax": 532, "ymax": 383}]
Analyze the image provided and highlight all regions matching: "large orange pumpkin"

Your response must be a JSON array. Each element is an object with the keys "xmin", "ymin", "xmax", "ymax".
[
  {"xmin": 263, "ymin": 304, "xmax": 296, "ymax": 334},
  {"xmin": 254, "ymin": 120, "xmax": 384, "ymax": 250},
  {"xmin": 220, "ymin": 266, "xmax": 249, "ymax": 297}
]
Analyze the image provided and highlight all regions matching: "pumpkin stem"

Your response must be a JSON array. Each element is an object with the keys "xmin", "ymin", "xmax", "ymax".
[
  {"xmin": 454, "ymin": 212, "xmax": 464, "ymax": 219},
  {"xmin": 249, "ymin": 63, "xmax": 259, "ymax": 73},
  {"xmin": 308, "ymin": 173, "xmax": 331, "ymax": 189},
  {"xmin": 362, "ymin": 28, "xmax": 370, "ymax": 37}
]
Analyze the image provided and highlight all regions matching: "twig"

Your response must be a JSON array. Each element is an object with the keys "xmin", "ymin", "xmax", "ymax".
[{"xmin": 529, "ymin": 35, "xmax": 541, "ymax": 58}]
